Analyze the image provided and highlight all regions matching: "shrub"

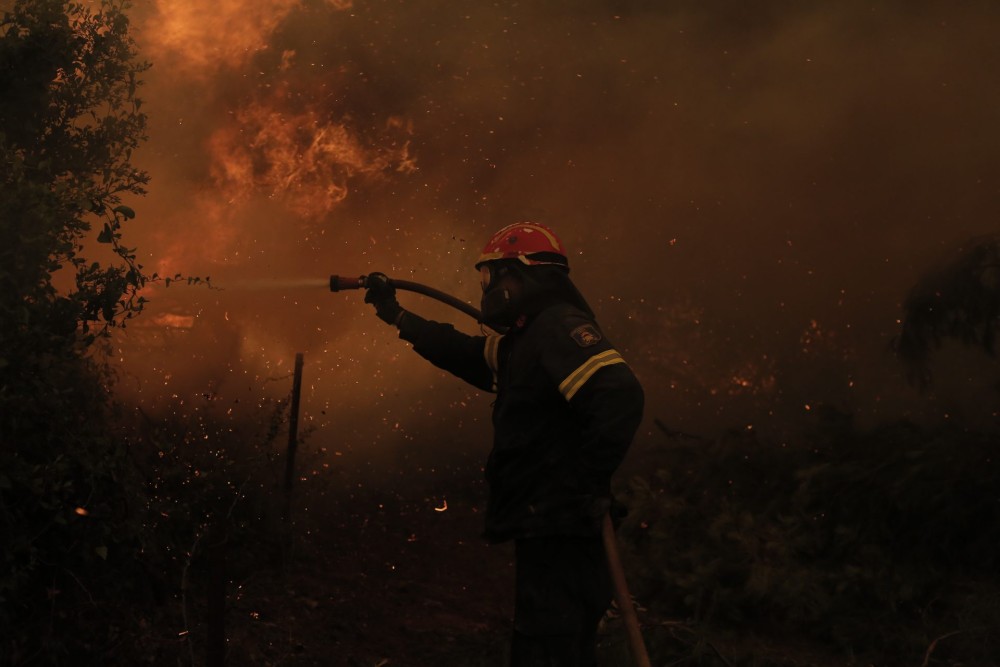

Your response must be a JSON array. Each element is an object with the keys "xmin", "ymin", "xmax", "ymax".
[{"xmin": 619, "ymin": 414, "xmax": 1000, "ymax": 662}]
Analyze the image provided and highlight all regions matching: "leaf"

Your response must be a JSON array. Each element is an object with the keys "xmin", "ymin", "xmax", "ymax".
[
  {"xmin": 112, "ymin": 205, "xmax": 136, "ymax": 219},
  {"xmin": 97, "ymin": 224, "xmax": 113, "ymax": 243},
  {"xmin": 95, "ymin": 546, "xmax": 108, "ymax": 560}
]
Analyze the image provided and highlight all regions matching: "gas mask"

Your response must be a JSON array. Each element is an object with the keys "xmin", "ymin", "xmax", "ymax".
[
  {"xmin": 477, "ymin": 261, "xmax": 578, "ymax": 330},
  {"xmin": 478, "ymin": 261, "xmax": 522, "ymax": 330}
]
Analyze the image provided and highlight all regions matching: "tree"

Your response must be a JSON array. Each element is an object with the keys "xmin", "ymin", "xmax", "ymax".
[
  {"xmin": 0, "ymin": 1, "xmax": 153, "ymax": 661},
  {"xmin": 893, "ymin": 234, "xmax": 1000, "ymax": 387},
  {"xmin": 0, "ymin": 0, "xmax": 150, "ymax": 347}
]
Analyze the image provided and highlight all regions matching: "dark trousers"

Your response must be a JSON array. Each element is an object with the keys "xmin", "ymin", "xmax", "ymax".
[{"xmin": 509, "ymin": 535, "xmax": 612, "ymax": 667}]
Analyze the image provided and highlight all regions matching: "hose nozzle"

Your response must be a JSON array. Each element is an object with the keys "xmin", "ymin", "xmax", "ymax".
[{"xmin": 329, "ymin": 275, "xmax": 366, "ymax": 292}]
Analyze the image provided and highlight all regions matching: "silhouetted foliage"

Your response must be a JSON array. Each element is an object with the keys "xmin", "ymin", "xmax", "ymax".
[
  {"xmin": 118, "ymin": 398, "xmax": 299, "ymax": 664},
  {"xmin": 893, "ymin": 234, "xmax": 1000, "ymax": 388},
  {"xmin": 0, "ymin": 1, "xmax": 153, "ymax": 662},
  {"xmin": 619, "ymin": 416, "xmax": 1000, "ymax": 665},
  {"xmin": 0, "ymin": 0, "xmax": 151, "ymax": 342}
]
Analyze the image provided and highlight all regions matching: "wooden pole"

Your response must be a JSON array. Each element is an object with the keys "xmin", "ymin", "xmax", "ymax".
[
  {"xmin": 284, "ymin": 353, "xmax": 304, "ymax": 495},
  {"xmin": 281, "ymin": 353, "xmax": 305, "ymax": 542},
  {"xmin": 602, "ymin": 512, "xmax": 652, "ymax": 667}
]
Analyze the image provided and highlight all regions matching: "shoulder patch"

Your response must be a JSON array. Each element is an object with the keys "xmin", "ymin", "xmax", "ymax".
[{"xmin": 570, "ymin": 323, "xmax": 602, "ymax": 347}]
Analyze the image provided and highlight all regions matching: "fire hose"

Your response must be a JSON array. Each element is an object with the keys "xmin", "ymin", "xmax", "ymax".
[
  {"xmin": 330, "ymin": 274, "xmax": 484, "ymax": 323},
  {"xmin": 331, "ymin": 273, "xmax": 652, "ymax": 667}
]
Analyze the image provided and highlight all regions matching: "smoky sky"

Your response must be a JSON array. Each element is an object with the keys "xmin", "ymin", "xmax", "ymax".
[{"xmin": 112, "ymin": 0, "xmax": 1000, "ymax": 467}]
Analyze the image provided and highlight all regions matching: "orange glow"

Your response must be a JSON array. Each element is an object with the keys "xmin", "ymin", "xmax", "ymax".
[
  {"xmin": 151, "ymin": 313, "xmax": 196, "ymax": 329},
  {"xmin": 143, "ymin": 0, "xmax": 354, "ymax": 76},
  {"xmin": 140, "ymin": 7, "xmax": 417, "ymax": 277},
  {"xmin": 110, "ymin": 0, "xmax": 1000, "ymax": 456},
  {"xmin": 206, "ymin": 91, "xmax": 416, "ymax": 220}
]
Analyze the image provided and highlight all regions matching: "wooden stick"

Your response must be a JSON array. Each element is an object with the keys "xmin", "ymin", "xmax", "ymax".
[
  {"xmin": 602, "ymin": 512, "xmax": 652, "ymax": 667},
  {"xmin": 284, "ymin": 353, "xmax": 305, "ymax": 495},
  {"xmin": 282, "ymin": 353, "xmax": 305, "ymax": 534}
]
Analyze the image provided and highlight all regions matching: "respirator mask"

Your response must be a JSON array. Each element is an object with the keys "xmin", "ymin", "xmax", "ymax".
[{"xmin": 478, "ymin": 261, "xmax": 521, "ymax": 330}]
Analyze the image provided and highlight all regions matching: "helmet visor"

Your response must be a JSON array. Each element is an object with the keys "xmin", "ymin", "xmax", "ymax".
[{"xmin": 479, "ymin": 263, "xmax": 513, "ymax": 292}]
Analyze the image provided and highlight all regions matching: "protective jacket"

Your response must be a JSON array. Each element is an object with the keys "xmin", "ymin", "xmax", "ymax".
[{"xmin": 397, "ymin": 302, "xmax": 644, "ymax": 543}]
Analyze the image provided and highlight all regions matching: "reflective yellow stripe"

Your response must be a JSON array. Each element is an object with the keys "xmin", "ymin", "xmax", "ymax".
[
  {"xmin": 558, "ymin": 350, "xmax": 626, "ymax": 401},
  {"xmin": 483, "ymin": 334, "xmax": 502, "ymax": 391},
  {"xmin": 484, "ymin": 335, "xmax": 502, "ymax": 372}
]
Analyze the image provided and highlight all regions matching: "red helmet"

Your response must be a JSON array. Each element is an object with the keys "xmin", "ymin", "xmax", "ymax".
[{"xmin": 475, "ymin": 222, "xmax": 569, "ymax": 269}]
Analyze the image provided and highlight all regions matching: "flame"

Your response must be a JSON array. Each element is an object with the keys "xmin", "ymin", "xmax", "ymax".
[
  {"xmin": 119, "ymin": 0, "xmax": 422, "ymax": 418},
  {"xmin": 152, "ymin": 313, "xmax": 196, "ymax": 329},
  {"xmin": 136, "ymin": 0, "xmax": 416, "ymax": 275},
  {"xmin": 206, "ymin": 89, "xmax": 416, "ymax": 219},
  {"xmin": 143, "ymin": 0, "xmax": 354, "ymax": 76}
]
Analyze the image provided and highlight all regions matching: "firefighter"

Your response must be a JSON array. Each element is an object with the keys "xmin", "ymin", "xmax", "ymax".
[{"xmin": 364, "ymin": 222, "xmax": 644, "ymax": 667}]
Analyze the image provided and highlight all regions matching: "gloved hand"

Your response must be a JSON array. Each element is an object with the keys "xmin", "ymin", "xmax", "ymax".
[{"xmin": 364, "ymin": 272, "xmax": 404, "ymax": 326}]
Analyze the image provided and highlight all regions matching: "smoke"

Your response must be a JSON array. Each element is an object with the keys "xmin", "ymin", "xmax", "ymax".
[{"xmin": 113, "ymin": 1, "xmax": 1000, "ymax": 469}]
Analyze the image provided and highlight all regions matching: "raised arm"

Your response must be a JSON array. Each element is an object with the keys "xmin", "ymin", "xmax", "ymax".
[{"xmin": 364, "ymin": 272, "xmax": 497, "ymax": 393}]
